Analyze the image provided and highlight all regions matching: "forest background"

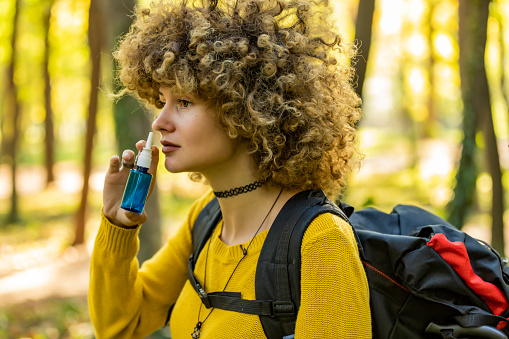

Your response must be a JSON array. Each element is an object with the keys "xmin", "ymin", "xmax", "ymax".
[{"xmin": 0, "ymin": 0, "xmax": 508, "ymax": 338}]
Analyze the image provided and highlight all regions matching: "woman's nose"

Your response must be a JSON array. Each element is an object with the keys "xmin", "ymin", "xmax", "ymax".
[{"xmin": 152, "ymin": 106, "xmax": 175, "ymax": 132}]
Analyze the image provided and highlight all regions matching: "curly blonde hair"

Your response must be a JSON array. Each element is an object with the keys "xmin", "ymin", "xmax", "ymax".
[{"xmin": 115, "ymin": 0, "xmax": 362, "ymax": 198}]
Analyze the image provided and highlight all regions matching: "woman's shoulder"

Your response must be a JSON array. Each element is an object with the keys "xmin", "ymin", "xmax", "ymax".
[{"xmin": 301, "ymin": 212, "xmax": 358, "ymax": 252}]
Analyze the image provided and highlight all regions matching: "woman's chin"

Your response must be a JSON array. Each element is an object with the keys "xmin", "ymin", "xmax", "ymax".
[{"xmin": 163, "ymin": 160, "xmax": 186, "ymax": 173}]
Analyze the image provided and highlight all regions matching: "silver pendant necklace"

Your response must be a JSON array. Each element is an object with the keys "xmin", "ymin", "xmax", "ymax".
[
  {"xmin": 191, "ymin": 322, "xmax": 203, "ymax": 339},
  {"xmin": 191, "ymin": 189, "xmax": 283, "ymax": 338}
]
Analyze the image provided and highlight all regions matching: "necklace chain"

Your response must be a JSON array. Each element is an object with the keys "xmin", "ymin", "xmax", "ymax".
[
  {"xmin": 192, "ymin": 189, "xmax": 284, "ymax": 338},
  {"xmin": 213, "ymin": 178, "xmax": 269, "ymax": 198}
]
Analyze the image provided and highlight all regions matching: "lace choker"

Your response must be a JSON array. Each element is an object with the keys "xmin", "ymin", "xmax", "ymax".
[{"xmin": 213, "ymin": 178, "xmax": 269, "ymax": 198}]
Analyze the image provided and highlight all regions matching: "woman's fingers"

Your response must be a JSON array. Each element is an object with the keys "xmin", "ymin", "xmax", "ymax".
[
  {"xmin": 149, "ymin": 146, "xmax": 159, "ymax": 174},
  {"xmin": 123, "ymin": 210, "xmax": 147, "ymax": 225},
  {"xmin": 121, "ymin": 150, "xmax": 136, "ymax": 171},
  {"xmin": 107, "ymin": 155, "xmax": 121, "ymax": 174},
  {"xmin": 136, "ymin": 140, "xmax": 146, "ymax": 152}
]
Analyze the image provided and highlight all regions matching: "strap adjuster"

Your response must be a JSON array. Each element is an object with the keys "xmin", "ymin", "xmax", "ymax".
[
  {"xmin": 270, "ymin": 301, "xmax": 295, "ymax": 317},
  {"xmin": 198, "ymin": 287, "xmax": 211, "ymax": 308}
]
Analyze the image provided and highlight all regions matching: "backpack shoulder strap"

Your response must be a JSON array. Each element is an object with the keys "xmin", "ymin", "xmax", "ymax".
[
  {"xmin": 191, "ymin": 196, "xmax": 222, "ymax": 258},
  {"xmin": 256, "ymin": 189, "xmax": 351, "ymax": 338},
  {"xmin": 166, "ymin": 196, "xmax": 222, "ymax": 325},
  {"xmin": 187, "ymin": 196, "xmax": 223, "ymax": 297}
]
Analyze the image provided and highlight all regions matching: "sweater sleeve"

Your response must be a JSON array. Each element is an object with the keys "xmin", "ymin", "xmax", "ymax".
[
  {"xmin": 295, "ymin": 213, "xmax": 371, "ymax": 338},
  {"xmin": 88, "ymin": 190, "xmax": 215, "ymax": 339}
]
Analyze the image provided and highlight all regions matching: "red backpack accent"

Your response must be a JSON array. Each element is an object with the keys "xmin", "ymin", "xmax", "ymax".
[{"xmin": 427, "ymin": 233, "xmax": 509, "ymax": 329}]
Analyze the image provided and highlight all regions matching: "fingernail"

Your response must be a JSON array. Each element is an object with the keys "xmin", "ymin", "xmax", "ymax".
[{"xmin": 123, "ymin": 150, "xmax": 131, "ymax": 159}]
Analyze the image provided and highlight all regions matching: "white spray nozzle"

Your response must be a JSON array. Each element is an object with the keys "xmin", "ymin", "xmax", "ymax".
[{"xmin": 136, "ymin": 132, "xmax": 153, "ymax": 169}]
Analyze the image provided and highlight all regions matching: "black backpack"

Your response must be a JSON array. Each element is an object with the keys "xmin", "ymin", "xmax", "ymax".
[{"xmin": 186, "ymin": 189, "xmax": 509, "ymax": 339}]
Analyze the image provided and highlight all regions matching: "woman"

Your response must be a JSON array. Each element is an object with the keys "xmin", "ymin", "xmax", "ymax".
[{"xmin": 89, "ymin": 0, "xmax": 371, "ymax": 338}]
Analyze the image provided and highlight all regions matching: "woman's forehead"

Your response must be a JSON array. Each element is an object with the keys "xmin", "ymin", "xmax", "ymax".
[
  {"xmin": 158, "ymin": 86, "xmax": 196, "ymax": 97},
  {"xmin": 158, "ymin": 86, "xmax": 211, "ymax": 106}
]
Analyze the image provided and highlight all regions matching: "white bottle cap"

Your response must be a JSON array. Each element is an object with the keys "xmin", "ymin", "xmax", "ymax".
[{"xmin": 136, "ymin": 132, "xmax": 153, "ymax": 169}]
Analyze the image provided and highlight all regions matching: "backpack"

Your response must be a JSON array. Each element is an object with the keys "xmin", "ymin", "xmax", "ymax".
[{"xmin": 186, "ymin": 189, "xmax": 509, "ymax": 339}]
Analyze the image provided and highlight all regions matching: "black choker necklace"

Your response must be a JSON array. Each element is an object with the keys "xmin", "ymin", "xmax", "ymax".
[{"xmin": 213, "ymin": 178, "xmax": 269, "ymax": 198}]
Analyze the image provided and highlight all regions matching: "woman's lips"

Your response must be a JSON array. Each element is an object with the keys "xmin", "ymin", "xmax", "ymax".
[
  {"xmin": 160, "ymin": 140, "xmax": 180, "ymax": 153},
  {"xmin": 162, "ymin": 145, "xmax": 180, "ymax": 153}
]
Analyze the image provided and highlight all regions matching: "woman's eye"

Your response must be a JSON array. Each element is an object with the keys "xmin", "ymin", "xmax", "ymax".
[{"xmin": 177, "ymin": 99, "xmax": 192, "ymax": 109}]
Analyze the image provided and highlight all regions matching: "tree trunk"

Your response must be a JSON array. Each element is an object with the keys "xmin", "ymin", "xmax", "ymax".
[
  {"xmin": 43, "ymin": 0, "xmax": 55, "ymax": 185},
  {"xmin": 448, "ymin": 0, "xmax": 503, "ymax": 258},
  {"xmin": 497, "ymin": 7, "xmax": 509, "ymax": 137},
  {"xmin": 104, "ymin": 0, "xmax": 162, "ymax": 263},
  {"xmin": 74, "ymin": 0, "xmax": 103, "ymax": 245},
  {"xmin": 353, "ymin": 0, "xmax": 375, "ymax": 100},
  {"xmin": 5, "ymin": 0, "xmax": 21, "ymax": 224},
  {"xmin": 480, "ymin": 103, "xmax": 505, "ymax": 256},
  {"xmin": 471, "ymin": 2, "xmax": 504, "ymax": 256},
  {"xmin": 447, "ymin": 0, "xmax": 482, "ymax": 229}
]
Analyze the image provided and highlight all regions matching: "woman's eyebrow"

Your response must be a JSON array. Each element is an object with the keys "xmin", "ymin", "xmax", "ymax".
[{"xmin": 158, "ymin": 91, "xmax": 167, "ymax": 101}]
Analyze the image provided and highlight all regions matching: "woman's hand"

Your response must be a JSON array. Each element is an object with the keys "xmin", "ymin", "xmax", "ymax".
[{"xmin": 102, "ymin": 140, "xmax": 159, "ymax": 228}]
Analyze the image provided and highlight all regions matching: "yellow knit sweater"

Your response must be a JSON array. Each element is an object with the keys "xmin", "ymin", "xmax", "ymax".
[{"xmin": 89, "ymin": 191, "xmax": 371, "ymax": 338}]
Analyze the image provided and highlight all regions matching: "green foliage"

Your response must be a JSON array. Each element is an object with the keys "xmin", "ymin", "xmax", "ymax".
[
  {"xmin": 0, "ymin": 298, "xmax": 92, "ymax": 339},
  {"xmin": 0, "ymin": 296, "xmax": 173, "ymax": 338}
]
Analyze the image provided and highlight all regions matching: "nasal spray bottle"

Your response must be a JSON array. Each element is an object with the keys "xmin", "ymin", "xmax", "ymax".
[{"xmin": 120, "ymin": 132, "xmax": 154, "ymax": 213}]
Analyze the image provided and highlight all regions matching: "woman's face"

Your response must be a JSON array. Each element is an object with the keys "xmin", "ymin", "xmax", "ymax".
[{"xmin": 152, "ymin": 87, "xmax": 245, "ymax": 177}]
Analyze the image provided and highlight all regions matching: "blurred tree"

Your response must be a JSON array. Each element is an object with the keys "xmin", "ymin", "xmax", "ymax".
[
  {"xmin": 449, "ymin": 0, "xmax": 504, "ymax": 256},
  {"xmin": 43, "ymin": 0, "xmax": 55, "ymax": 186},
  {"xmin": 75, "ymin": 0, "xmax": 104, "ymax": 245},
  {"xmin": 424, "ymin": 0, "xmax": 437, "ymax": 139},
  {"xmin": 478, "ymin": 2, "xmax": 505, "ymax": 256},
  {"xmin": 481, "ymin": 105, "xmax": 505, "ymax": 256},
  {"xmin": 447, "ymin": 1, "xmax": 481, "ymax": 230},
  {"xmin": 353, "ymin": 0, "xmax": 375, "ymax": 101},
  {"xmin": 399, "ymin": 65, "xmax": 418, "ymax": 169},
  {"xmin": 495, "ymin": 3, "xmax": 509, "ymax": 128},
  {"xmin": 399, "ymin": 16, "xmax": 419, "ymax": 170},
  {"xmin": 4, "ymin": 0, "xmax": 21, "ymax": 224},
  {"xmin": 104, "ymin": 0, "xmax": 162, "ymax": 263}
]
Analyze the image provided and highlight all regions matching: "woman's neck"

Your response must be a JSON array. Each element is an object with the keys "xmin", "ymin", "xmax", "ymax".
[
  {"xmin": 201, "ymin": 155, "xmax": 297, "ymax": 246},
  {"xmin": 214, "ymin": 187, "xmax": 296, "ymax": 246}
]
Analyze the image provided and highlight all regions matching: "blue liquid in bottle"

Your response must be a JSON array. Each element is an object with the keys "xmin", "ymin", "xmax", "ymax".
[
  {"xmin": 120, "ymin": 132, "xmax": 154, "ymax": 214},
  {"xmin": 121, "ymin": 166, "xmax": 152, "ymax": 213}
]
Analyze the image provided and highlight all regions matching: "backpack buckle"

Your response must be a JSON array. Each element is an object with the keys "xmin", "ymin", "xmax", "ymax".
[
  {"xmin": 197, "ymin": 287, "xmax": 211, "ymax": 308},
  {"xmin": 270, "ymin": 301, "xmax": 295, "ymax": 317}
]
